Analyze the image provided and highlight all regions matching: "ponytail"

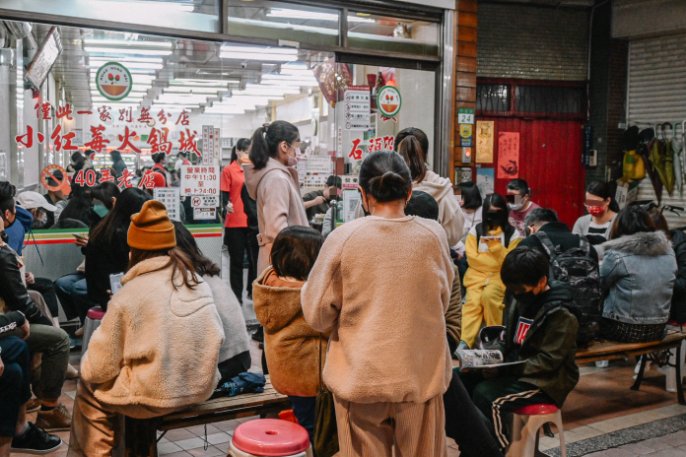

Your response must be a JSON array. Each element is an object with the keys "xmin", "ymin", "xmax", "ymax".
[
  {"xmin": 397, "ymin": 135, "xmax": 427, "ymax": 182},
  {"xmin": 248, "ymin": 121, "xmax": 300, "ymax": 170}
]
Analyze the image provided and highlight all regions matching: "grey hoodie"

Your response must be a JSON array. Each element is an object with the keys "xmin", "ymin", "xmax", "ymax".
[
  {"xmin": 414, "ymin": 170, "xmax": 465, "ymax": 246},
  {"xmin": 244, "ymin": 158, "xmax": 309, "ymax": 274}
]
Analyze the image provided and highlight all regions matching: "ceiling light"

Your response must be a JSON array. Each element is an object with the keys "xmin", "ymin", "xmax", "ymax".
[
  {"xmin": 83, "ymin": 39, "xmax": 172, "ymax": 49},
  {"xmin": 236, "ymin": 86, "xmax": 300, "ymax": 97},
  {"xmin": 163, "ymin": 87, "xmax": 224, "ymax": 95},
  {"xmin": 85, "ymin": 46, "xmax": 172, "ymax": 56},
  {"xmin": 267, "ymin": 8, "xmax": 339, "ymax": 22},
  {"xmin": 89, "ymin": 56, "xmax": 163, "ymax": 64},
  {"xmin": 220, "ymin": 44, "xmax": 297, "ymax": 63},
  {"xmin": 88, "ymin": 62, "xmax": 163, "ymax": 70}
]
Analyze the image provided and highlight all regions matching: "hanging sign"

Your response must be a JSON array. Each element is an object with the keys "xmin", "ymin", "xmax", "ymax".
[
  {"xmin": 180, "ymin": 165, "xmax": 220, "ymax": 196},
  {"xmin": 497, "ymin": 132, "xmax": 520, "ymax": 179},
  {"xmin": 153, "ymin": 188, "xmax": 181, "ymax": 221},
  {"xmin": 458, "ymin": 107, "xmax": 475, "ymax": 125},
  {"xmin": 201, "ymin": 126, "xmax": 220, "ymax": 165},
  {"xmin": 95, "ymin": 62, "xmax": 133, "ymax": 101},
  {"xmin": 460, "ymin": 124, "xmax": 473, "ymax": 148},
  {"xmin": 476, "ymin": 121, "xmax": 495, "ymax": 164},
  {"xmin": 376, "ymin": 85, "xmax": 401, "ymax": 118}
]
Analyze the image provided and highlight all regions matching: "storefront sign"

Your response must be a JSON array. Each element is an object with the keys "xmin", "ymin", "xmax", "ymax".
[
  {"xmin": 193, "ymin": 207, "xmax": 217, "ymax": 220},
  {"xmin": 476, "ymin": 121, "xmax": 495, "ymax": 164},
  {"xmin": 343, "ymin": 86, "xmax": 371, "ymax": 131},
  {"xmin": 458, "ymin": 107, "xmax": 475, "ymax": 125},
  {"xmin": 180, "ymin": 165, "xmax": 219, "ymax": 196},
  {"xmin": 153, "ymin": 188, "xmax": 181, "ymax": 221},
  {"xmin": 190, "ymin": 195, "xmax": 219, "ymax": 208},
  {"xmin": 95, "ymin": 62, "xmax": 133, "ymax": 101},
  {"xmin": 497, "ymin": 132, "xmax": 520, "ymax": 179},
  {"xmin": 376, "ymin": 85, "xmax": 401, "ymax": 118},
  {"xmin": 341, "ymin": 175, "xmax": 361, "ymax": 223}
]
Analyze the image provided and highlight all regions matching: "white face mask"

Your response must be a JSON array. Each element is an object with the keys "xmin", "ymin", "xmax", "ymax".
[
  {"xmin": 287, "ymin": 147, "xmax": 300, "ymax": 167},
  {"xmin": 508, "ymin": 202, "xmax": 524, "ymax": 211}
]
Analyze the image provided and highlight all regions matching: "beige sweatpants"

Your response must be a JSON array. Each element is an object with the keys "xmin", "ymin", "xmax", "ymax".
[
  {"xmin": 333, "ymin": 394, "xmax": 447, "ymax": 457},
  {"xmin": 67, "ymin": 382, "xmax": 179, "ymax": 457}
]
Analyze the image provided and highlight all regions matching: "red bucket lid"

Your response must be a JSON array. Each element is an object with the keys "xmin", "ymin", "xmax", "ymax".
[
  {"xmin": 232, "ymin": 419, "xmax": 310, "ymax": 456},
  {"xmin": 86, "ymin": 306, "xmax": 106, "ymax": 320}
]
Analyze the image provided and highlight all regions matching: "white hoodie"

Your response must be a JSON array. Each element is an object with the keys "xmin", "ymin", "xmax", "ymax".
[{"xmin": 414, "ymin": 170, "xmax": 465, "ymax": 246}]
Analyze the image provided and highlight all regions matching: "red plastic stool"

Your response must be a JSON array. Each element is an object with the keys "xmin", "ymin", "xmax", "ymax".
[
  {"xmin": 81, "ymin": 306, "xmax": 105, "ymax": 355},
  {"xmin": 507, "ymin": 403, "xmax": 566, "ymax": 457},
  {"xmin": 229, "ymin": 419, "xmax": 312, "ymax": 457},
  {"xmin": 278, "ymin": 409, "xmax": 299, "ymax": 424}
]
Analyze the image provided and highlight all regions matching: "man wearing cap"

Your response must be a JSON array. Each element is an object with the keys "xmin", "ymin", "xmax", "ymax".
[{"xmin": 17, "ymin": 192, "xmax": 57, "ymax": 229}]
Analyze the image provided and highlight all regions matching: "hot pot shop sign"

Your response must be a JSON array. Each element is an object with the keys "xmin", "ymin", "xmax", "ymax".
[{"xmin": 96, "ymin": 62, "xmax": 132, "ymax": 101}]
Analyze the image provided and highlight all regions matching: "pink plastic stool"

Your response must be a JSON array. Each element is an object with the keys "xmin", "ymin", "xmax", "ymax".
[
  {"xmin": 81, "ymin": 306, "xmax": 105, "ymax": 355},
  {"xmin": 229, "ymin": 419, "xmax": 312, "ymax": 457},
  {"xmin": 507, "ymin": 403, "xmax": 566, "ymax": 457}
]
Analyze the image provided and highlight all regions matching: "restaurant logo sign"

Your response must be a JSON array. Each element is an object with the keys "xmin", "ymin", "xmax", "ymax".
[
  {"xmin": 95, "ymin": 62, "xmax": 133, "ymax": 101},
  {"xmin": 376, "ymin": 85, "xmax": 401, "ymax": 118}
]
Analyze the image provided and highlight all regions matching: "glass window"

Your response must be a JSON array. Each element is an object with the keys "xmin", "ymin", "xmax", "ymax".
[
  {"xmin": 515, "ymin": 85, "xmax": 585, "ymax": 115},
  {"xmin": 477, "ymin": 84, "xmax": 510, "ymax": 113},
  {"xmin": 228, "ymin": 1, "xmax": 339, "ymax": 48},
  {"xmin": 2, "ymin": 0, "xmax": 220, "ymax": 34},
  {"xmin": 346, "ymin": 12, "xmax": 439, "ymax": 56}
]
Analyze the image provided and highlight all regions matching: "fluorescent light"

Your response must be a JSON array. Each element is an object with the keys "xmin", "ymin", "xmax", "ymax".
[
  {"xmin": 85, "ymin": 46, "xmax": 172, "ymax": 56},
  {"xmin": 89, "ymin": 56, "xmax": 163, "ymax": 64},
  {"xmin": 83, "ymin": 39, "xmax": 172, "ymax": 49},
  {"xmin": 220, "ymin": 44, "xmax": 297, "ymax": 63},
  {"xmin": 163, "ymin": 87, "xmax": 224, "ymax": 95},
  {"xmin": 268, "ymin": 8, "xmax": 339, "ymax": 22},
  {"xmin": 236, "ymin": 86, "xmax": 300, "ymax": 97},
  {"xmin": 88, "ymin": 62, "xmax": 163, "ymax": 70}
]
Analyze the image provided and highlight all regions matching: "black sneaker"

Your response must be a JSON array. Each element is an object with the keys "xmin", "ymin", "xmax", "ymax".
[
  {"xmin": 10, "ymin": 422, "xmax": 62, "ymax": 454},
  {"xmin": 251, "ymin": 326, "xmax": 264, "ymax": 343}
]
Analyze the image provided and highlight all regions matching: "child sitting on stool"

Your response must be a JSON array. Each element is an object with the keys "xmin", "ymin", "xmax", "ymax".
[{"xmin": 459, "ymin": 247, "xmax": 579, "ymax": 451}]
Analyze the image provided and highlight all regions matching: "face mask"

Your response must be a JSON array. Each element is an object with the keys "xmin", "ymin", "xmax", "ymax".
[
  {"xmin": 508, "ymin": 202, "xmax": 524, "ymax": 211},
  {"xmin": 513, "ymin": 291, "xmax": 538, "ymax": 307},
  {"xmin": 588, "ymin": 206, "xmax": 606, "ymax": 217},
  {"xmin": 484, "ymin": 210, "xmax": 507, "ymax": 231}
]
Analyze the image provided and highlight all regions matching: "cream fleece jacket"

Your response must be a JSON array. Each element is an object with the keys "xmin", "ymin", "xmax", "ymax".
[
  {"xmin": 414, "ymin": 170, "xmax": 465, "ymax": 246},
  {"xmin": 81, "ymin": 257, "xmax": 224, "ymax": 408},
  {"xmin": 302, "ymin": 215, "xmax": 454, "ymax": 404},
  {"xmin": 244, "ymin": 158, "xmax": 309, "ymax": 274}
]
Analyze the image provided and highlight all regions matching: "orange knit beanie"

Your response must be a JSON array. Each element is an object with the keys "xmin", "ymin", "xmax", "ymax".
[{"xmin": 127, "ymin": 200, "xmax": 176, "ymax": 250}]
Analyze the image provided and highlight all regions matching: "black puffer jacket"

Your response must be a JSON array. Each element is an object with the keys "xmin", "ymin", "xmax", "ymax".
[
  {"xmin": 0, "ymin": 243, "xmax": 52, "ymax": 326},
  {"xmin": 670, "ymin": 229, "xmax": 686, "ymax": 323}
]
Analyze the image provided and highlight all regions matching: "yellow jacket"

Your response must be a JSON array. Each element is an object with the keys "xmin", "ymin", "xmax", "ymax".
[{"xmin": 464, "ymin": 227, "xmax": 522, "ymax": 287}]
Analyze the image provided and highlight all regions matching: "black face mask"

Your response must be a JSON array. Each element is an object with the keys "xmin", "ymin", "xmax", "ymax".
[
  {"xmin": 483, "ymin": 210, "xmax": 508, "ymax": 231},
  {"xmin": 513, "ymin": 291, "xmax": 538, "ymax": 307}
]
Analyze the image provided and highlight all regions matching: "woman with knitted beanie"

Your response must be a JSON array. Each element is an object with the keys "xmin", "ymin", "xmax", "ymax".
[{"xmin": 68, "ymin": 200, "xmax": 224, "ymax": 457}]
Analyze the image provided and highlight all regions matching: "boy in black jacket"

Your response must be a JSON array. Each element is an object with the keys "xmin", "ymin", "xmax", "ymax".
[{"xmin": 460, "ymin": 247, "xmax": 579, "ymax": 450}]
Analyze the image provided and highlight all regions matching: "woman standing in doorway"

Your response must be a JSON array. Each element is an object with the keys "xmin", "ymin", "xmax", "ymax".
[
  {"xmin": 221, "ymin": 138, "xmax": 257, "ymax": 303},
  {"xmin": 244, "ymin": 121, "xmax": 309, "ymax": 275}
]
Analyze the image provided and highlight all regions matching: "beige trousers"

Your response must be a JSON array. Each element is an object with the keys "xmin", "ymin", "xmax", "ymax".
[
  {"xmin": 68, "ymin": 382, "xmax": 179, "ymax": 457},
  {"xmin": 333, "ymin": 394, "xmax": 447, "ymax": 457}
]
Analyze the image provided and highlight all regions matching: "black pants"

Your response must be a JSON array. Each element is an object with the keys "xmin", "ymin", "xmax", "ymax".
[
  {"xmin": 443, "ymin": 370, "xmax": 504, "ymax": 457},
  {"xmin": 29, "ymin": 277, "xmax": 60, "ymax": 317},
  {"xmin": 218, "ymin": 350, "xmax": 252, "ymax": 384},
  {"xmin": 0, "ymin": 336, "xmax": 32, "ymax": 438},
  {"xmin": 459, "ymin": 372, "xmax": 552, "ymax": 450},
  {"xmin": 224, "ymin": 228, "xmax": 259, "ymax": 303}
]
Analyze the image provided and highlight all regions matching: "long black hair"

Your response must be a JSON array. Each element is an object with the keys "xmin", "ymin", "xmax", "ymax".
[
  {"xmin": 91, "ymin": 182, "xmax": 121, "ymax": 210},
  {"xmin": 610, "ymin": 205, "xmax": 656, "ymax": 239},
  {"xmin": 249, "ymin": 121, "xmax": 299, "ymax": 170},
  {"xmin": 231, "ymin": 138, "xmax": 251, "ymax": 163},
  {"xmin": 89, "ymin": 188, "xmax": 150, "ymax": 246},
  {"xmin": 480, "ymin": 193, "xmax": 515, "ymax": 246},
  {"xmin": 397, "ymin": 134, "xmax": 427, "ymax": 182},
  {"xmin": 359, "ymin": 151, "xmax": 412, "ymax": 203},
  {"xmin": 172, "ymin": 220, "xmax": 221, "ymax": 277},
  {"xmin": 459, "ymin": 181, "xmax": 482, "ymax": 210}
]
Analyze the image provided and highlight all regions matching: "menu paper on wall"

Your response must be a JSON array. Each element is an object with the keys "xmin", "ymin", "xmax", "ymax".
[
  {"xmin": 201, "ymin": 125, "xmax": 220, "ymax": 165},
  {"xmin": 153, "ymin": 188, "xmax": 181, "ymax": 221},
  {"xmin": 476, "ymin": 121, "xmax": 495, "ymax": 164},
  {"xmin": 343, "ymin": 86, "xmax": 371, "ymax": 131}
]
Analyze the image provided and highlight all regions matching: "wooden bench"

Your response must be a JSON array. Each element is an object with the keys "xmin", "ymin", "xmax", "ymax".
[
  {"xmin": 123, "ymin": 376, "xmax": 291, "ymax": 456},
  {"xmin": 575, "ymin": 330, "xmax": 686, "ymax": 404}
]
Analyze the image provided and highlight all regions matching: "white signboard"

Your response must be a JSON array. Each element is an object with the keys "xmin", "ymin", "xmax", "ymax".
[
  {"xmin": 191, "ymin": 195, "xmax": 219, "ymax": 208},
  {"xmin": 193, "ymin": 207, "xmax": 217, "ymax": 220},
  {"xmin": 153, "ymin": 188, "xmax": 181, "ymax": 221},
  {"xmin": 201, "ymin": 125, "xmax": 220, "ymax": 165},
  {"xmin": 180, "ymin": 165, "xmax": 220, "ymax": 197},
  {"xmin": 344, "ymin": 87, "xmax": 371, "ymax": 131}
]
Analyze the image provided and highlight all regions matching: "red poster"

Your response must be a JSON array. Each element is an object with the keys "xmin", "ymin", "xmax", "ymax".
[{"xmin": 497, "ymin": 132, "xmax": 520, "ymax": 179}]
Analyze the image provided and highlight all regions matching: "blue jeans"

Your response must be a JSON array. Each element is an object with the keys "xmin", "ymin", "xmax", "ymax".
[
  {"xmin": 55, "ymin": 272, "xmax": 92, "ymax": 322},
  {"xmin": 289, "ymin": 396, "xmax": 316, "ymax": 442},
  {"xmin": 0, "ymin": 337, "xmax": 31, "ymax": 437}
]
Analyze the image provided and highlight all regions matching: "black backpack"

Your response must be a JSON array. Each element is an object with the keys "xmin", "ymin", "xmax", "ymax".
[
  {"xmin": 241, "ymin": 184, "xmax": 258, "ymax": 232},
  {"xmin": 534, "ymin": 231, "xmax": 602, "ymax": 346}
]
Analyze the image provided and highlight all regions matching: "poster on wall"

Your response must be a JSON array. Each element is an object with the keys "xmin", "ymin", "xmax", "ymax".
[
  {"xmin": 180, "ymin": 165, "xmax": 219, "ymax": 196},
  {"xmin": 476, "ymin": 121, "xmax": 495, "ymax": 164},
  {"xmin": 455, "ymin": 167, "xmax": 473, "ymax": 185},
  {"xmin": 343, "ymin": 86, "xmax": 371, "ymax": 131},
  {"xmin": 476, "ymin": 167, "xmax": 495, "ymax": 196},
  {"xmin": 497, "ymin": 132, "xmax": 520, "ymax": 180}
]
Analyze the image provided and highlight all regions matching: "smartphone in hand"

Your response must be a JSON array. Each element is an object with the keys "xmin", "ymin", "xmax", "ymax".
[{"xmin": 109, "ymin": 273, "xmax": 124, "ymax": 295}]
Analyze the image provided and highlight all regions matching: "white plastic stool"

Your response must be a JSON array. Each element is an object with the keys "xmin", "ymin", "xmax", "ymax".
[
  {"xmin": 507, "ymin": 403, "xmax": 566, "ymax": 457},
  {"xmin": 81, "ymin": 306, "xmax": 105, "ymax": 355},
  {"xmin": 228, "ymin": 418, "xmax": 312, "ymax": 457}
]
